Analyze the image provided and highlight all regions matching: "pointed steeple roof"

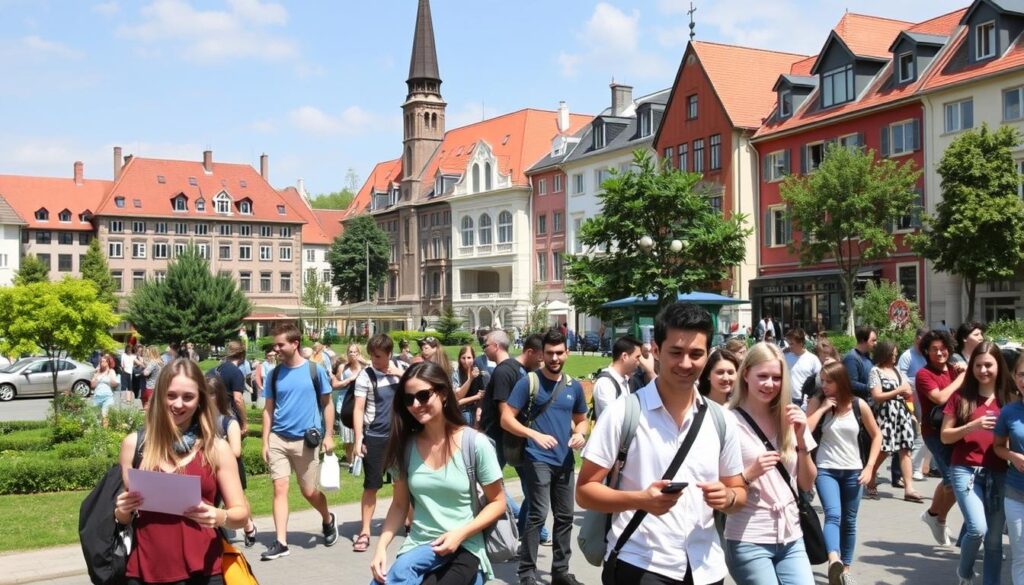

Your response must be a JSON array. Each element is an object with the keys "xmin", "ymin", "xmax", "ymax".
[{"xmin": 408, "ymin": 0, "xmax": 440, "ymax": 83}]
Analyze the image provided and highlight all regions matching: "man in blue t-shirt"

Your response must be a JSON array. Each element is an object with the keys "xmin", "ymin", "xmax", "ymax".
[
  {"xmin": 260, "ymin": 322, "xmax": 337, "ymax": 561},
  {"xmin": 503, "ymin": 329, "xmax": 588, "ymax": 585}
]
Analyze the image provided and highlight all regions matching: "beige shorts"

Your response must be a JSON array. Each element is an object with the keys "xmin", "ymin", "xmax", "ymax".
[{"xmin": 268, "ymin": 432, "xmax": 320, "ymax": 489}]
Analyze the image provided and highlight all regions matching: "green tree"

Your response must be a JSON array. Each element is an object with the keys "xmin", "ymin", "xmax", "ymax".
[
  {"xmin": 124, "ymin": 245, "xmax": 251, "ymax": 347},
  {"xmin": 302, "ymin": 269, "xmax": 331, "ymax": 335},
  {"xmin": 13, "ymin": 254, "xmax": 49, "ymax": 285},
  {"xmin": 435, "ymin": 304, "xmax": 464, "ymax": 344},
  {"xmin": 565, "ymin": 150, "xmax": 751, "ymax": 316},
  {"xmin": 781, "ymin": 143, "xmax": 921, "ymax": 334},
  {"xmin": 0, "ymin": 279, "xmax": 118, "ymax": 401},
  {"xmin": 328, "ymin": 215, "xmax": 390, "ymax": 304},
  {"xmin": 79, "ymin": 238, "xmax": 119, "ymax": 311},
  {"xmin": 853, "ymin": 279, "xmax": 923, "ymax": 349},
  {"xmin": 524, "ymin": 284, "xmax": 551, "ymax": 335},
  {"xmin": 310, "ymin": 190, "xmax": 355, "ymax": 210},
  {"xmin": 909, "ymin": 124, "xmax": 1024, "ymax": 321}
]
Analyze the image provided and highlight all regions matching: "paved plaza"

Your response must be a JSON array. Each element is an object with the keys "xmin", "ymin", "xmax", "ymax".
[{"xmin": 0, "ymin": 475, "xmax": 1009, "ymax": 585}]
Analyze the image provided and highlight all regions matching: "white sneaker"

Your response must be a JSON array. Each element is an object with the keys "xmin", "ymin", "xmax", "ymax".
[
  {"xmin": 921, "ymin": 510, "xmax": 948, "ymax": 545},
  {"xmin": 958, "ymin": 571, "xmax": 975, "ymax": 584},
  {"xmin": 912, "ymin": 471, "xmax": 925, "ymax": 481}
]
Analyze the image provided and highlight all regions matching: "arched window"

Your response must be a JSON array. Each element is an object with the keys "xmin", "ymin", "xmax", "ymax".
[
  {"xmin": 405, "ymin": 147, "xmax": 412, "ymax": 175},
  {"xmin": 431, "ymin": 113, "xmax": 438, "ymax": 129},
  {"xmin": 485, "ymin": 162, "xmax": 493, "ymax": 191},
  {"xmin": 471, "ymin": 164, "xmax": 480, "ymax": 193},
  {"xmin": 461, "ymin": 216, "xmax": 474, "ymax": 247},
  {"xmin": 424, "ymin": 112, "xmax": 430, "ymax": 128},
  {"xmin": 497, "ymin": 210, "xmax": 513, "ymax": 243},
  {"xmin": 478, "ymin": 213, "xmax": 493, "ymax": 245}
]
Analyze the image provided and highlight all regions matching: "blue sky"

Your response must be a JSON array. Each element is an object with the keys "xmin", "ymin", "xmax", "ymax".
[{"xmin": 0, "ymin": 0, "xmax": 965, "ymax": 196}]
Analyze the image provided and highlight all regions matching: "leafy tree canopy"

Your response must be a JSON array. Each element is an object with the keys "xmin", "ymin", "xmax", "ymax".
[
  {"xmin": 781, "ymin": 143, "xmax": 921, "ymax": 333},
  {"xmin": 80, "ymin": 238, "xmax": 119, "ymax": 312},
  {"xmin": 435, "ymin": 305, "xmax": 464, "ymax": 345},
  {"xmin": 328, "ymin": 214, "xmax": 390, "ymax": 304},
  {"xmin": 124, "ymin": 244, "xmax": 251, "ymax": 347},
  {"xmin": 302, "ymin": 269, "xmax": 331, "ymax": 334},
  {"xmin": 565, "ymin": 150, "xmax": 751, "ymax": 316},
  {"xmin": 14, "ymin": 254, "xmax": 49, "ymax": 285},
  {"xmin": 310, "ymin": 190, "xmax": 355, "ymax": 210},
  {"xmin": 909, "ymin": 124, "xmax": 1024, "ymax": 321}
]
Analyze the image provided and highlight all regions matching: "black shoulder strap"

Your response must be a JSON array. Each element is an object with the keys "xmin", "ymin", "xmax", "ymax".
[
  {"xmin": 597, "ymin": 371, "xmax": 623, "ymax": 398},
  {"xmin": 365, "ymin": 367, "xmax": 378, "ymax": 393},
  {"xmin": 529, "ymin": 373, "xmax": 569, "ymax": 422},
  {"xmin": 269, "ymin": 362, "xmax": 283, "ymax": 401},
  {"xmin": 132, "ymin": 428, "xmax": 145, "ymax": 469},
  {"xmin": 308, "ymin": 361, "xmax": 323, "ymax": 428},
  {"xmin": 734, "ymin": 408, "xmax": 800, "ymax": 500},
  {"xmin": 608, "ymin": 401, "xmax": 708, "ymax": 561},
  {"xmin": 851, "ymin": 397, "xmax": 863, "ymax": 428}
]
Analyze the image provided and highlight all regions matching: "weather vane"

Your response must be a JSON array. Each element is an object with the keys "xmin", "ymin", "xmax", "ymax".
[{"xmin": 688, "ymin": 2, "xmax": 697, "ymax": 41}]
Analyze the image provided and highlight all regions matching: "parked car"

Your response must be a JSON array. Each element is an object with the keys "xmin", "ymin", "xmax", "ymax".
[{"xmin": 0, "ymin": 357, "xmax": 95, "ymax": 401}]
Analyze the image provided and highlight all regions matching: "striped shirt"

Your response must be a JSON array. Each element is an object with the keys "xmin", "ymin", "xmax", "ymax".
[{"xmin": 354, "ymin": 366, "xmax": 400, "ymax": 438}]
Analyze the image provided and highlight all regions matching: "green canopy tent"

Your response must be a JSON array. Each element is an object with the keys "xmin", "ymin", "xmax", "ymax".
[{"xmin": 600, "ymin": 291, "xmax": 749, "ymax": 345}]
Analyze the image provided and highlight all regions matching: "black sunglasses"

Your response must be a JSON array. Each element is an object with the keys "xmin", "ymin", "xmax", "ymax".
[{"xmin": 402, "ymin": 389, "xmax": 434, "ymax": 407}]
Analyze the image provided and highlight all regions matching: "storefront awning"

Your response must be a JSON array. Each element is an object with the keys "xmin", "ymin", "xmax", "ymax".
[{"xmin": 750, "ymin": 265, "xmax": 881, "ymax": 283}]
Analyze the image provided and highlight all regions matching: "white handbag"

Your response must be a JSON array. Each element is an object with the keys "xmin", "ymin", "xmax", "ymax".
[{"xmin": 319, "ymin": 453, "xmax": 341, "ymax": 492}]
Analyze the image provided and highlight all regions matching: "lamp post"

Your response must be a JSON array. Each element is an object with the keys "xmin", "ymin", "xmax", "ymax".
[{"xmin": 638, "ymin": 234, "xmax": 687, "ymax": 307}]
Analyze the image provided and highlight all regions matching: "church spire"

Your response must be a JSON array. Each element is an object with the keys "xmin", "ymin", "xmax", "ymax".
[{"xmin": 408, "ymin": 0, "xmax": 441, "ymax": 90}]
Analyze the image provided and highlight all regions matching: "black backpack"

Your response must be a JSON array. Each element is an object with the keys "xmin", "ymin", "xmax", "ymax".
[
  {"xmin": 339, "ymin": 361, "xmax": 399, "ymax": 428},
  {"xmin": 79, "ymin": 430, "xmax": 144, "ymax": 585}
]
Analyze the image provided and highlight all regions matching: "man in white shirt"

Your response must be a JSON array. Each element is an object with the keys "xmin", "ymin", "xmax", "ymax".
[
  {"xmin": 592, "ymin": 336, "xmax": 642, "ymax": 420},
  {"xmin": 783, "ymin": 328, "xmax": 821, "ymax": 405},
  {"xmin": 577, "ymin": 302, "xmax": 746, "ymax": 585}
]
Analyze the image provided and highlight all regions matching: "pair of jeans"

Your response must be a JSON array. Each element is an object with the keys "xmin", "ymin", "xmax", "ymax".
[
  {"xmin": 369, "ymin": 544, "xmax": 483, "ymax": 585},
  {"xmin": 923, "ymin": 433, "xmax": 953, "ymax": 486},
  {"xmin": 510, "ymin": 465, "xmax": 548, "ymax": 541},
  {"xmin": 1004, "ymin": 487, "xmax": 1024, "ymax": 585},
  {"xmin": 518, "ymin": 460, "xmax": 574, "ymax": 581},
  {"xmin": 816, "ymin": 468, "xmax": 863, "ymax": 566},
  {"xmin": 725, "ymin": 538, "xmax": 815, "ymax": 585},
  {"xmin": 950, "ymin": 465, "xmax": 1006, "ymax": 585},
  {"xmin": 601, "ymin": 559, "xmax": 717, "ymax": 585}
]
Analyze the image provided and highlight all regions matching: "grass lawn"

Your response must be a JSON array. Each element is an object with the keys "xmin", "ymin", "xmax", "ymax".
[{"xmin": 0, "ymin": 463, "xmax": 522, "ymax": 553}]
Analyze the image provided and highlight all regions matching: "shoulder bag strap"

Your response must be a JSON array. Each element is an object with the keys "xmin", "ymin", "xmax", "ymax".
[
  {"xmin": 528, "ymin": 373, "xmax": 569, "ymax": 423},
  {"xmin": 308, "ymin": 361, "xmax": 323, "ymax": 428},
  {"xmin": 733, "ymin": 408, "xmax": 800, "ymax": 500},
  {"xmin": 462, "ymin": 429, "xmax": 481, "ymax": 517},
  {"xmin": 608, "ymin": 400, "xmax": 709, "ymax": 559},
  {"xmin": 609, "ymin": 393, "xmax": 642, "ymax": 488}
]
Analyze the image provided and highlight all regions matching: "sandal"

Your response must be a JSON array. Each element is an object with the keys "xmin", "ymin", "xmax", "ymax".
[
  {"xmin": 904, "ymin": 492, "xmax": 925, "ymax": 503},
  {"xmin": 353, "ymin": 533, "xmax": 370, "ymax": 553}
]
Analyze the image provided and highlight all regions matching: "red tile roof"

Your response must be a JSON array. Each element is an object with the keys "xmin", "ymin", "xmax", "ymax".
[
  {"xmin": 345, "ymin": 158, "xmax": 402, "ymax": 218},
  {"xmin": 755, "ymin": 8, "xmax": 963, "ymax": 139},
  {"xmin": 277, "ymin": 186, "xmax": 331, "ymax": 245},
  {"xmin": 420, "ymin": 108, "xmax": 592, "ymax": 188},
  {"xmin": 691, "ymin": 41, "xmax": 810, "ymax": 129},
  {"xmin": 0, "ymin": 173, "xmax": 110, "ymax": 231},
  {"xmin": 313, "ymin": 209, "xmax": 346, "ymax": 242},
  {"xmin": 921, "ymin": 10, "xmax": 1024, "ymax": 92},
  {"xmin": 97, "ymin": 156, "xmax": 305, "ymax": 224}
]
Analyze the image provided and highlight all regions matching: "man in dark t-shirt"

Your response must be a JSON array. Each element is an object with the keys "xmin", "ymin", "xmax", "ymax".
[
  {"xmin": 207, "ymin": 341, "xmax": 248, "ymax": 433},
  {"xmin": 480, "ymin": 333, "xmax": 543, "ymax": 461}
]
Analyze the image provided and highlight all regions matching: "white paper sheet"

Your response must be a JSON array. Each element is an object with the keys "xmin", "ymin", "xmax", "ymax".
[{"xmin": 127, "ymin": 468, "xmax": 202, "ymax": 516}]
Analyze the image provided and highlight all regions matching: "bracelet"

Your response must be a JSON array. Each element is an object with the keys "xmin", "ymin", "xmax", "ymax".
[{"xmin": 740, "ymin": 471, "xmax": 752, "ymax": 486}]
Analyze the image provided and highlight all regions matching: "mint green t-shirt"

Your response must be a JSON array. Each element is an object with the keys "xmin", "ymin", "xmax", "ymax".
[{"xmin": 399, "ymin": 431, "xmax": 503, "ymax": 580}]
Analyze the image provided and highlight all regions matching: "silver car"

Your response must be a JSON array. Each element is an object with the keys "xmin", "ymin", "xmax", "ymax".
[{"xmin": 0, "ymin": 357, "xmax": 96, "ymax": 401}]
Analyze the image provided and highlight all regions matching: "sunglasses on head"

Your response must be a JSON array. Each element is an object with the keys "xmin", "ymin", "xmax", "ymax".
[{"xmin": 402, "ymin": 389, "xmax": 434, "ymax": 407}]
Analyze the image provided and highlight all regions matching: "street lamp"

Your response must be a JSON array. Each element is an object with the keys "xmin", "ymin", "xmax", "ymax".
[{"xmin": 638, "ymin": 235, "xmax": 685, "ymax": 254}]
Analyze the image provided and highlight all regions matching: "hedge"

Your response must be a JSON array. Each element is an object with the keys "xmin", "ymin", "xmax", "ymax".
[
  {"xmin": 0, "ymin": 430, "xmax": 51, "ymax": 452},
  {"xmin": 0, "ymin": 420, "xmax": 48, "ymax": 435},
  {"xmin": 0, "ymin": 457, "xmax": 112, "ymax": 494}
]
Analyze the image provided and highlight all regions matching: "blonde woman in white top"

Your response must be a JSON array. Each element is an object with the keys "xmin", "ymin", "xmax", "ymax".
[{"xmin": 726, "ymin": 342, "xmax": 817, "ymax": 585}]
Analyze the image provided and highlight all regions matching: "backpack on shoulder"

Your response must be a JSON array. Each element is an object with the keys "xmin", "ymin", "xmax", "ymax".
[
  {"xmin": 79, "ymin": 430, "xmax": 144, "ymax": 585},
  {"xmin": 339, "ymin": 359, "xmax": 401, "ymax": 429},
  {"xmin": 811, "ymin": 396, "xmax": 870, "ymax": 466},
  {"xmin": 268, "ymin": 361, "xmax": 324, "ymax": 448},
  {"xmin": 503, "ymin": 371, "xmax": 572, "ymax": 468}
]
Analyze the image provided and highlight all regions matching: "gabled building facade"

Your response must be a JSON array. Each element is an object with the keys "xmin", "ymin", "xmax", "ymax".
[
  {"xmin": 750, "ymin": 11, "xmax": 962, "ymax": 332},
  {"xmin": 0, "ymin": 196, "xmax": 26, "ymax": 286},
  {"xmin": 655, "ymin": 41, "xmax": 810, "ymax": 332}
]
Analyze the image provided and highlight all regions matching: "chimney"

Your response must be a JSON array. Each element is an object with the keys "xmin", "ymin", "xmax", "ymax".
[
  {"xmin": 260, "ymin": 153, "xmax": 269, "ymax": 180},
  {"xmin": 203, "ymin": 150, "xmax": 213, "ymax": 174},
  {"xmin": 557, "ymin": 101, "xmax": 570, "ymax": 133},
  {"xmin": 297, "ymin": 178, "xmax": 307, "ymax": 199},
  {"xmin": 610, "ymin": 83, "xmax": 633, "ymax": 117},
  {"xmin": 113, "ymin": 146, "xmax": 123, "ymax": 180},
  {"xmin": 73, "ymin": 161, "xmax": 83, "ymax": 186}
]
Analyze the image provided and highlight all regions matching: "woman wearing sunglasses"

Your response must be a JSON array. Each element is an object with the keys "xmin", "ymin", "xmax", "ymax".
[{"xmin": 370, "ymin": 361, "xmax": 507, "ymax": 585}]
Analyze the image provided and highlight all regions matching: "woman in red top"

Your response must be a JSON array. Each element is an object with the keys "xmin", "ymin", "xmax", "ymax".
[
  {"xmin": 941, "ymin": 342, "xmax": 1015, "ymax": 585},
  {"xmin": 114, "ymin": 358, "xmax": 248, "ymax": 585},
  {"xmin": 916, "ymin": 329, "xmax": 966, "ymax": 546}
]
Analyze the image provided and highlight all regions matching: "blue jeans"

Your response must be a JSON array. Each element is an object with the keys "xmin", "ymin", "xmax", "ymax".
[
  {"xmin": 369, "ymin": 544, "xmax": 483, "ymax": 585},
  {"xmin": 816, "ymin": 468, "xmax": 862, "ymax": 566},
  {"xmin": 726, "ymin": 538, "xmax": 815, "ymax": 585},
  {"xmin": 923, "ymin": 433, "xmax": 953, "ymax": 486},
  {"xmin": 950, "ymin": 466, "xmax": 1005, "ymax": 585}
]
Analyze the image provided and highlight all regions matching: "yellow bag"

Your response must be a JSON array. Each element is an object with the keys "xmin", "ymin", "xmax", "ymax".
[{"xmin": 221, "ymin": 538, "xmax": 258, "ymax": 585}]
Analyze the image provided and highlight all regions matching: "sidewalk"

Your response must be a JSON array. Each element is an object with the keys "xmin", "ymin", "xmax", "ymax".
[{"xmin": 2, "ymin": 475, "xmax": 1013, "ymax": 585}]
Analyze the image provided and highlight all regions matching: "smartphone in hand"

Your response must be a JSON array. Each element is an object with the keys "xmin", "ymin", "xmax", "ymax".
[{"xmin": 661, "ymin": 482, "xmax": 688, "ymax": 494}]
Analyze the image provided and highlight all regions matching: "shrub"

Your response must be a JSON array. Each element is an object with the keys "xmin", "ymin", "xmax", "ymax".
[
  {"xmin": 51, "ymin": 417, "xmax": 87, "ymax": 444},
  {"xmin": 853, "ymin": 280, "xmax": 923, "ymax": 351},
  {"xmin": 0, "ymin": 428, "xmax": 51, "ymax": 452},
  {"xmin": 54, "ymin": 440, "xmax": 94, "ymax": 459},
  {"xmin": 0, "ymin": 421, "xmax": 48, "ymax": 435},
  {"xmin": 988, "ymin": 319, "xmax": 1024, "ymax": 343},
  {"xmin": 106, "ymin": 405, "xmax": 146, "ymax": 435},
  {"xmin": 442, "ymin": 331, "xmax": 476, "ymax": 347},
  {"xmin": 83, "ymin": 426, "xmax": 125, "ymax": 459},
  {"xmin": 814, "ymin": 333, "xmax": 856, "ymax": 356},
  {"xmin": 387, "ymin": 330, "xmax": 434, "ymax": 346},
  {"xmin": 48, "ymin": 393, "xmax": 98, "ymax": 444},
  {"xmin": 242, "ymin": 440, "xmax": 268, "ymax": 476},
  {"xmin": 0, "ymin": 456, "xmax": 112, "ymax": 494}
]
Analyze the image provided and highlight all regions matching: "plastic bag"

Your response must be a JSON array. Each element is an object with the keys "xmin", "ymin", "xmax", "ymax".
[{"xmin": 319, "ymin": 453, "xmax": 341, "ymax": 492}]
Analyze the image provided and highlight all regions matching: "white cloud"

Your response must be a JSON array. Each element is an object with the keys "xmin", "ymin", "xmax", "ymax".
[
  {"xmin": 92, "ymin": 1, "xmax": 119, "ymax": 16},
  {"xmin": 0, "ymin": 140, "xmax": 206, "ymax": 180},
  {"xmin": 117, "ymin": 0, "xmax": 299, "ymax": 63},
  {"xmin": 0, "ymin": 35, "xmax": 84, "ymax": 62},
  {"xmin": 557, "ymin": 2, "xmax": 674, "ymax": 81},
  {"xmin": 287, "ymin": 105, "xmax": 386, "ymax": 137}
]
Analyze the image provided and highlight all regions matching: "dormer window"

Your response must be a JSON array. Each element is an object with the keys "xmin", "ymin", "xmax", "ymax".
[
  {"xmin": 173, "ymin": 195, "xmax": 188, "ymax": 211},
  {"xmin": 277, "ymin": 205, "xmax": 286, "ymax": 215},
  {"xmin": 35, "ymin": 208, "xmax": 49, "ymax": 221},
  {"xmin": 977, "ymin": 21, "xmax": 996, "ymax": 60},
  {"xmin": 593, "ymin": 123, "xmax": 606, "ymax": 149},
  {"xmin": 188, "ymin": 176, "xmax": 198, "ymax": 186},
  {"xmin": 196, "ymin": 198, "xmax": 206, "ymax": 212},
  {"xmin": 58, "ymin": 209, "xmax": 71, "ymax": 222},
  {"xmin": 821, "ymin": 64, "xmax": 854, "ymax": 108},
  {"xmin": 898, "ymin": 52, "xmax": 915, "ymax": 83},
  {"xmin": 239, "ymin": 200, "xmax": 252, "ymax": 215},
  {"xmin": 114, "ymin": 196, "xmax": 125, "ymax": 208},
  {"xmin": 779, "ymin": 90, "xmax": 793, "ymax": 118},
  {"xmin": 638, "ymin": 107, "xmax": 654, "ymax": 138},
  {"xmin": 214, "ymin": 193, "xmax": 231, "ymax": 214}
]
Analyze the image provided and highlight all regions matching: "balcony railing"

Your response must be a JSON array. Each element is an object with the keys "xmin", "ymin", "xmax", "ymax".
[{"xmin": 459, "ymin": 291, "xmax": 514, "ymax": 301}]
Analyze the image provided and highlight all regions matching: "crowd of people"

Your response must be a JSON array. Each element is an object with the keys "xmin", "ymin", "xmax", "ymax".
[{"xmin": 103, "ymin": 310, "xmax": 1024, "ymax": 585}]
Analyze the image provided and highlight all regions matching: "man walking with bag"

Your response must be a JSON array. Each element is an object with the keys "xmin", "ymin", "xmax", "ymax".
[
  {"xmin": 503, "ymin": 329, "xmax": 589, "ymax": 585},
  {"xmin": 260, "ymin": 322, "xmax": 338, "ymax": 560},
  {"xmin": 577, "ymin": 303, "xmax": 747, "ymax": 585}
]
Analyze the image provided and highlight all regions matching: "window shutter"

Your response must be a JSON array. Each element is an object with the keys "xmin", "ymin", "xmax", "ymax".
[
  {"xmin": 783, "ymin": 149, "xmax": 792, "ymax": 175},
  {"xmin": 857, "ymin": 132, "xmax": 865, "ymax": 148},
  {"xmin": 800, "ymin": 145, "xmax": 808, "ymax": 175},
  {"xmin": 764, "ymin": 211, "xmax": 772, "ymax": 246},
  {"xmin": 964, "ymin": 101, "xmax": 974, "ymax": 129},
  {"xmin": 763, "ymin": 154, "xmax": 770, "ymax": 180},
  {"xmin": 881, "ymin": 127, "xmax": 890, "ymax": 157},
  {"xmin": 784, "ymin": 206, "xmax": 793, "ymax": 243},
  {"xmin": 911, "ymin": 119, "xmax": 921, "ymax": 151}
]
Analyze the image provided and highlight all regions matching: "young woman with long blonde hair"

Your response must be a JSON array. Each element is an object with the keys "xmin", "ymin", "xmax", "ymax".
[
  {"xmin": 725, "ymin": 342, "xmax": 817, "ymax": 585},
  {"xmin": 113, "ymin": 359, "xmax": 249, "ymax": 585}
]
